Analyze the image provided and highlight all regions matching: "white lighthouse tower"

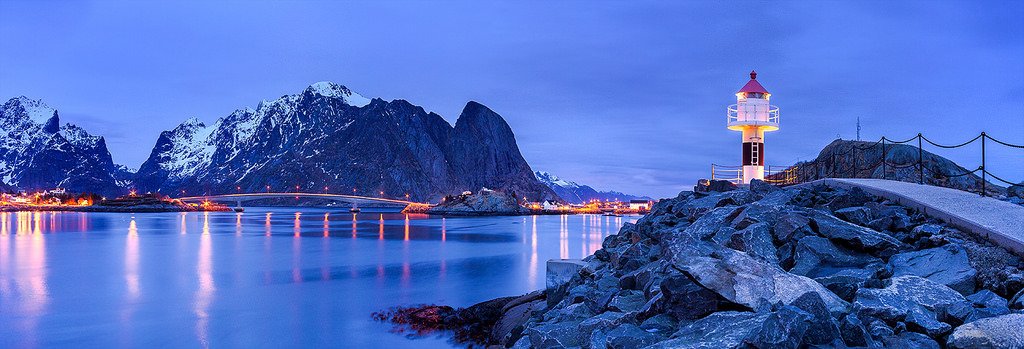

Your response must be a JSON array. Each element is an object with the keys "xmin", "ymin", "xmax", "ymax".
[{"xmin": 727, "ymin": 71, "xmax": 780, "ymax": 184}]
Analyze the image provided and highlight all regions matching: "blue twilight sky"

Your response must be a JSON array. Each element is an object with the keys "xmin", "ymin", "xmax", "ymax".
[{"xmin": 1, "ymin": 1, "xmax": 1022, "ymax": 198}]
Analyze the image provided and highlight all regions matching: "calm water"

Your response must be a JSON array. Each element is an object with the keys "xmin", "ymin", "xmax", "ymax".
[{"xmin": 0, "ymin": 208, "xmax": 636, "ymax": 348}]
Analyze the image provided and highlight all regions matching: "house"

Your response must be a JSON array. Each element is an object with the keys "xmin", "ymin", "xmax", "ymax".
[{"xmin": 628, "ymin": 199, "xmax": 652, "ymax": 211}]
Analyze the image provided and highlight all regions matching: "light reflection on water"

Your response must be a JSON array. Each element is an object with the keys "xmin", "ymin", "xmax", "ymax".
[{"xmin": 0, "ymin": 209, "xmax": 637, "ymax": 348}]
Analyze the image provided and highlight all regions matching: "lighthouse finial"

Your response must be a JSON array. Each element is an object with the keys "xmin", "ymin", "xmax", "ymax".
[{"xmin": 750, "ymin": 70, "xmax": 757, "ymax": 80}]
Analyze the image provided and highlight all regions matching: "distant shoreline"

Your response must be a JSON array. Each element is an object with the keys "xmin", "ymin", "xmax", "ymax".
[{"xmin": 0, "ymin": 205, "xmax": 232, "ymax": 213}]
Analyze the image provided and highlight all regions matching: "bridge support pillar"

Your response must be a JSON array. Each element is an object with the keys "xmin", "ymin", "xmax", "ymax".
[{"xmin": 236, "ymin": 200, "xmax": 242, "ymax": 208}]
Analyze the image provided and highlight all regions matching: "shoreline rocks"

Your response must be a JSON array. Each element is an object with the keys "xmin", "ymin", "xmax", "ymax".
[
  {"xmin": 378, "ymin": 180, "xmax": 1024, "ymax": 348},
  {"xmin": 427, "ymin": 188, "xmax": 528, "ymax": 216}
]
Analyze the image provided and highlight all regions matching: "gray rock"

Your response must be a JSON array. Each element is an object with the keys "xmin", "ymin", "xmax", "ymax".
[
  {"xmin": 577, "ymin": 312, "xmax": 626, "ymax": 349},
  {"xmin": 790, "ymin": 236, "xmax": 882, "ymax": 278},
  {"xmin": 605, "ymin": 323, "xmax": 661, "ymax": 349},
  {"xmin": 948, "ymin": 314, "xmax": 1024, "ymax": 349},
  {"xmin": 1008, "ymin": 182, "xmax": 1024, "ymax": 198},
  {"xmin": 673, "ymin": 243, "xmax": 848, "ymax": 314},
  {"xmin": 651, "ymin": 311, "xmax": 769, "ymax": 349},
  {"xmin": 854, "ymin": 275, "xmax": 966, "ymax": 321},
  {"xmin": 773, "ymin": 211, "xmax": 814, "ymax": 242},
  {"xmin": 835, "ymin": 206, "xmax": 872, "ymax": 226},
  {"xmin": 790, "ymin": 292, "xmax": 842, "ymax": 345},
  {"xmin": 809, "ymin": 211, "xmax": 903, "ymax": 257},
  {"xmin": 510, "ymin": 335, "xmax": 532, "ymax": 349},
  {"xmin": 868, "ymin": 211, "xmax": 913, "ymax": 232},
  {"xmin": 724, "ymin": 222, "xmax": 778, "ymax": 265},
  {"xmin": 694, "ymin": 179, "xmax": 738, "ymax": 193},
  {"xmin": 839, "ymin": 313, "xmax": 872, "ymax": 347},
  {"xmin": 746, "ymin": 305, "xmax": 813, "ymax": 349},
  {"xmin": 880, "ymin": 332, "xmax": 941, "ymax": 349},
  {"xmin": 814, "ymin": 266, "xmax": 884, "ymax": 301},
  {"xmin": 658, "ymin": 273, "xmax": 726, "ymax": 321},
  {"xmin": 966, "ymin": 290, "xmax": 1011, "ymax": 322},
  {"xmin": 888, "ymin": 244, "xmax": 977, "ymax": 295},
  {"xmin": 826, "ymin": 187, "xmax": 872, "ymax": 211},
  {"xmin": 639, "ymin": 314, "xmax": 676, "ymax": 336},
  {"xmin": 492, "ymin": 291, "xmax": 545, "ymax": 345},
  {"xmin": 1011, "ymin": 288, "xmax": 1024, "ymax": 310},
  {"xmin": 607, "ymin": 290, "xmax": 646, "ymax": 313},
  {"xmin": 527, "ymin": 321, "xmax": 581, "ymax": 348},
  {"xmin": 905, "ymin": 306, "xmax": 952, "ymax": 337},
  {"xmin": 749, "ymin": 179, "xmax": 779, "ymax": 196}
]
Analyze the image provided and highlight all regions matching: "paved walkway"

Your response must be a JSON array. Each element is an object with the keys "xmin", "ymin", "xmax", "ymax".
[{"xmin": 809, "ymin": 179, "xmax": 1024, "ymax": 256}]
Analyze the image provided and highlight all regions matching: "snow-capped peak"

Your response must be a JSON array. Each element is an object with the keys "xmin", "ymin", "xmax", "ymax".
[
  {"xmin": 304, "ymin": 81, "xmax": 371, "ymax": 107},
  {"xmin": 4, "ymin": 96, "xmax": 56, "ymax": 124},
  {"xmin": 534, "ymin": 171, "xmax": 579, "ymax": 188}
]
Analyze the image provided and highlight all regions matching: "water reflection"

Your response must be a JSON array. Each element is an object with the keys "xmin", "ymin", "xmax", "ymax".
[
  {"xmin": 0, "ymin": 209, "xmax": 638, "ymax": 348},
  {"xmin": 195, "ymin": 213, "xmax": 215, "ymax": 348}
]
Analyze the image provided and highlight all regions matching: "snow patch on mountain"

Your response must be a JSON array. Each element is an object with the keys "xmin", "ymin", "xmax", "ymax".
[
  {"xmin": 535, "ymin": 170, "xmax": 651, "ymax": 203},
  {"xmin": 305, "ymin": 81, "xmax": 371, "ymax": 107}
]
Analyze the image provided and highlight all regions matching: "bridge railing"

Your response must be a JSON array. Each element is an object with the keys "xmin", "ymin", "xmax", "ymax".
[{"xmin": 764, "ymin": 132, "xmax": 1022, "ymax": 197}]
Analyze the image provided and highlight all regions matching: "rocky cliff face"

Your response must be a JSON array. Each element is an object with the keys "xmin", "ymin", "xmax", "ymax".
[
  {"xmin": 788, "ymin": 139, "xmax": 1004, "ymax": 196},
  {"xmin": 0, "ymin": 97, "xmax": 122, "ymax": 195},
  {"xmin": 535, "ymin": 171, "xmax": 651, "ymax": 204},
  {"xmin": 134, "ymin": 82, "xmax": 558, "ymax": 202}
]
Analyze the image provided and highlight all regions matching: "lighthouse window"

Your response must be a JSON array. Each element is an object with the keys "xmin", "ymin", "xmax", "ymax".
[{"xmin": 747, "ymin": 92, "xmax": 765, "ymax": 99}]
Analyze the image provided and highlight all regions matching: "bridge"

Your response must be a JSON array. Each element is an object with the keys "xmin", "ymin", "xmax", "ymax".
[{"xmin": 177, "ymin": 193, "xmax": 421, "ymax": 208}]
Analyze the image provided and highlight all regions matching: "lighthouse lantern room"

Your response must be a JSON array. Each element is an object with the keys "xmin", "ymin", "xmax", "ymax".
[{"xmin": 727, "ymin": 71, "xmax": 780, "ymax": 184}]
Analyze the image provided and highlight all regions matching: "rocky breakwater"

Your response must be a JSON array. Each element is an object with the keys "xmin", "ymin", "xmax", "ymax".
[
  {"xmin": 426, "ymin": 188, "xmax": 528, "ymax": 216},
  {"xmin": 380, "ymin": 180, "xmax": 1024, "ymax": 348}
]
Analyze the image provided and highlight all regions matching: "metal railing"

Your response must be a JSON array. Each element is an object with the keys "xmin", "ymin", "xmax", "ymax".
[
  {"xmin": 727, "ymin": 104, "xmax": 780, "ymax": 127},
  {"xmin": 765, "ymin": 132, "xmax": 1022, "ymax": 196}
]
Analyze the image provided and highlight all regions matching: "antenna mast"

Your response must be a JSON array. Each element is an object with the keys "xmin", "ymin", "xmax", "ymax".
[{"xmin": 856, "ymin": 116, "xmax": 861, "ymax": 141}]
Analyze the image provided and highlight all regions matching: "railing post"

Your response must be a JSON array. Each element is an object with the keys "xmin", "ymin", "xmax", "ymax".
[
  {"xmin": 918, "ymin": 134, "xmax": 924, "ymax": 185},
  {"xmin": 881, "ymin": 138, "xmax": 887, "ymax": 180},
  {"xmin": 815, "ymin": 160, "xmax": 819, "ymax": 180},
  {"xmin": 981, "ymin": 132, "xmax": 986, "ymax": 197},
  {"xmin": 830, "ymin": 154, "xmax": 835, "ymax": 178},
  {"xmin": 852, "ymin": 146, "xmax": 857, "ymax": 178}
]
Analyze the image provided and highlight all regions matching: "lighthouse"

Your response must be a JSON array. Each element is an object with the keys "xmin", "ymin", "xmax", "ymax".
[{"xmin": 727, "ymin": 71, "xmax": 780, "ymax": 184}]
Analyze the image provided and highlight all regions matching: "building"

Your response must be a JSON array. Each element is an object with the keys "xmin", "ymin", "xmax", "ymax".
[
  {"xmin": 727, "ymin": 71, "xmax": 780, "ymax": 184},
  {"xmin": 628, "ymin": 199, "xmax": 652, "ymax": 211}
]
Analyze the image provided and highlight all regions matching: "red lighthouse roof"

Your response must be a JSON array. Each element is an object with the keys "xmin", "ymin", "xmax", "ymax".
[{"xmin": 737, "ymin": 70, "xmax": 770, "ymax": 94}]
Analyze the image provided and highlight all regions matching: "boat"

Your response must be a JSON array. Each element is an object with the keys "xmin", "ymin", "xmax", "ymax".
[{"xmin": 349, "ymin": 207, "xmax": 361, "ymax": 213}]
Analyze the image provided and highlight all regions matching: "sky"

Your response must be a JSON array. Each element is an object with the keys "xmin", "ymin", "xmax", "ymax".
[{"xmin": 1, "ymin": 1, "xmax": 1022, "ymax": 198}]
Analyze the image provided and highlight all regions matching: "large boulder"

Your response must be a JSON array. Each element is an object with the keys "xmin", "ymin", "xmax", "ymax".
[
  {"xmin": 694, "ymin": 179, "xmax": 738, "ymax": 194},
  {"xmin": 745, "ymin": 306, "xmax": 813, "ymax": 349},
  {"xmin": 658, "ymin": 273, "xmax": 729, "ymax": 321},
  {"xmin": 672, "ymin": 243, "xmax": 848, "ymax": 314},
  {"xmin": 649, "ymin": 311, "xmax": 770, "ymax": 349},
  {"xmin": 604, "ymin": 323, "xmax": 662, "ymax": 349},
  {"xmin": 788, "ymin": 236, "xmax": 884, "ymax": 301},
  {"xmin": 853, "ymin": 275, "xmax": 965, "ymax": 321},
  {"xmin": 790, "ymin": 292, "xmax": 842, "ymax": 345},
  {"xmin": 723, "ymin": 222, "xmax": 778, "ymax": 265},
  {"xmin": 526, "ymin": 321, "xmax": 581, "ymax": 348},
  {"xmin": 947, "ymin": 314, "xmax": 1024, "ymax": 349},
  {"xmin": 888, "ymin": 244, "xmax": 977, "ymax": 295},
  {"xmin": 808, "ymin": 211, "xmax": 903, "ymax": 257}
]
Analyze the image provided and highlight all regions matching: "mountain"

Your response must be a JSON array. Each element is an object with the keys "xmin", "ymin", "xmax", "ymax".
[
  {"xmin": 134, "ymin": 82, "xmax": 558, "ymax": 202},
  {"xmin": 534, "ymin": 171, "xmax": 651, "ymax": 203},
  {"xmin": 785, "ymin": 139, "xmax": 1004, "ymax": 196},
  {"xmin": 0, "ymin": 97, "xmax": 123, "ymax": 195}
]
